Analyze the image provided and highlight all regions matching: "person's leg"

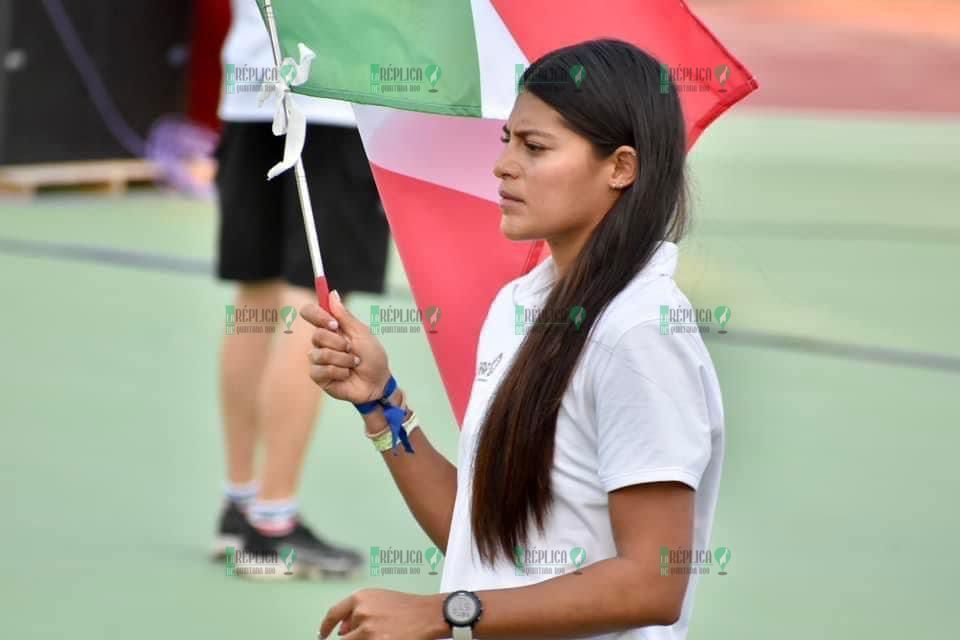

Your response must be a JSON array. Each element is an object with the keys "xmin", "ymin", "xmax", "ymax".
[
  {"xmin": 248, "ymin": 123, "xmax": 374, "ymax": 532},
  {"xmin": 212, "ymin": 121, "xmax": 285, "ymax": 555},
  {"xmin": 239, "ymin": 283, "xmax": 365, "ymax": 577},
  {"xmin": 220, "ymin": 280, "xmax": 284, "ymax": 487},
  {"xmin": 250, "ymin": 123, "xmax": 387, "ymax": 507},
  {"xmin": 237, "ymin": 124, "xmax": 384, "ymax": 577},
  {"xmin": 255, "ymin": 284, "xmax": 325, "ymax": 503}
]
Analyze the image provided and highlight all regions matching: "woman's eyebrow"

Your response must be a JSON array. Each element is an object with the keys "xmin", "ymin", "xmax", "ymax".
[{"xmin": 502, "ymin": 124, "xmax": 555, "ymax": 139}]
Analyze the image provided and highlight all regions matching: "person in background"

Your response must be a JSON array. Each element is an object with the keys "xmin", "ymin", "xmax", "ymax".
[{"xmin": 211, "ymin": 0, "xmax": 389, "ymax": 578}]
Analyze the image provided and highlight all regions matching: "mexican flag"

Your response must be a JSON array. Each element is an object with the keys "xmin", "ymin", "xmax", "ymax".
[{"xmin": 258, "ymin": 0, "xmax": 758, "ymax": 425}]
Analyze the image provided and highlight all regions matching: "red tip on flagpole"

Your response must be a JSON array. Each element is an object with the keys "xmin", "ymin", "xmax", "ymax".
[{"xmin": 314, "ymin": 275, "xmax": 331, "ymax": 314}]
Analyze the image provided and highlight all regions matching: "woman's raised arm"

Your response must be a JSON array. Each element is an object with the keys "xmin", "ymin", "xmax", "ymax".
[{"xmin": 300, "ymin": 292, "xmax": 457, "ymax": 551}]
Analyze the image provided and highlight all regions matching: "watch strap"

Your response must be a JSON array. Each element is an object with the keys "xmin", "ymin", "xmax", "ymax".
[{"xmin": 452, "ymin": 626, "xmax": 473, "ymax": 640}]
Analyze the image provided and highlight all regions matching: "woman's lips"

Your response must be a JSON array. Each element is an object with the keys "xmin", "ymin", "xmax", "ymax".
[{"xmin": 498, "ymin": 189, "xmax": 524, "ymax": 210}]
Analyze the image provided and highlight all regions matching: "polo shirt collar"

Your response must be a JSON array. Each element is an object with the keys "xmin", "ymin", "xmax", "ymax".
[{"xmin": 514, "ymin": 240, "xmax": 679, "ymax": 304}]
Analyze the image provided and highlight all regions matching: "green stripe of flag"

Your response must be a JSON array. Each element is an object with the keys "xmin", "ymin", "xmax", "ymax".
[{"xmin": 259, "ymin": 0, "xmax": 483, "ymax": 117}]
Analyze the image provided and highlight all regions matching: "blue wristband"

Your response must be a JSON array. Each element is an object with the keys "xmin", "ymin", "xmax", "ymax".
[
  {"xmin": 354, "ymin": 376, "xmax": 397, "ymax": 415},
  {"xmin": 354, "ymin": 376, "xmax": 415, "ymax": 455}
]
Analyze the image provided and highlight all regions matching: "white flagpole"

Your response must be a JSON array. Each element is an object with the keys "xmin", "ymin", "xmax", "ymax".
[{"xmin": 262, "ymin": 0, "xmax": 330, "ymax": 310}]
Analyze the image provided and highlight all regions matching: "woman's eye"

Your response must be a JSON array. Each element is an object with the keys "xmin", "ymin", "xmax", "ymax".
[{"xmin": 500, "ymin": 136, "xmax": 542, "ymax": 152}]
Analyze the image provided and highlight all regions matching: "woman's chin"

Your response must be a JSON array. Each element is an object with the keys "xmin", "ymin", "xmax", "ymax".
[{"xmin": 500, "ymin": 215, "xmax": 536, "ymax": 241}]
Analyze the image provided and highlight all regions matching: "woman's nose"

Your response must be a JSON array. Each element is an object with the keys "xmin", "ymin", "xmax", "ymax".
[{"xmin": 493, "ymin": 146, "xmax": 518, "ymax": 179}]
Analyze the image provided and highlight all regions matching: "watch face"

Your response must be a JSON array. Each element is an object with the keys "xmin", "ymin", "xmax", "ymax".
[{"xmin": 445, "ymin": 593, "xmax": 479, "ymax": 625}]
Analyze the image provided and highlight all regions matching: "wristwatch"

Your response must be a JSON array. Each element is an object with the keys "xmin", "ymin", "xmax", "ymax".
[{"xmin": 442, "ymin": 590, "xmax": 483, "ymax": 640}]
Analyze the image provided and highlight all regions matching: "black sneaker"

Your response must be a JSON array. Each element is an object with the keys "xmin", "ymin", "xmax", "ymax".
[
  {"xmin": 240, "ymin": 520, "xmax": 365, "ymax": 580},
  {"xmin": 211, "ymin": 501, "xmax": 248, "ymax": 560}
]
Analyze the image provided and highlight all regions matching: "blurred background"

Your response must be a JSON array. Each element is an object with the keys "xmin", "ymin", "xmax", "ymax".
[{"xmin": 1, "ymin": 0, "xmax": 958, "ymax": 638}]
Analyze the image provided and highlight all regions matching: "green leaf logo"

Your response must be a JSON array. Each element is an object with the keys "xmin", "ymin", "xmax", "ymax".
[
  {"xmin": 426, "ymin": 64, "xmax": 442, "ymax": 92},
  {"xmin": 513, "ymin": 545, "xmax": 525, "ymax": 575},
  {"xmin": 715, "ymin": 64, "xmax": 730, "ymax": 90},
  {"xmin": 714, "ymin": 305, "xmax": 731, "ymax": 333},
  {"xmin": 569, "ymin": 64, "xmax": 585, "ymax": 89},
  {"xmin": 570, "ymin": 546, "xmax": 586, "ymax": 573},
  {"xmin": 714, "ymin": 546, "xmax": 731, "ymax": 575},
  {"xmin": 280, "ymin": 305, "xmax": 297, "ymax": 333},
  {"xmin": 425, "ymin": 546, "xmax": 444, "ymax": 575},
  {"xmin": 425, "ymin": 305, "xmax": 442, "ymax": 333},
  {"xmin": 280, "ymin": 546, "xmax": 297, "ymax": 574},
  {"xmin": 279, "ymin": 60, "xmax": 298, "ymax": 84},
  {"xmin": 569, "ymin": 306, "xmax": 586, "ymax": 331}
]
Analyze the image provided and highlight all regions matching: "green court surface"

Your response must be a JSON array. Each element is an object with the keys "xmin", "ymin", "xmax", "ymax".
[{"xmin": 1, "ymin": 111, "xmax": 958, "ymax": 639}]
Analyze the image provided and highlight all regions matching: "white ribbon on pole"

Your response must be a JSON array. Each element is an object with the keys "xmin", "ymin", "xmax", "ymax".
[
  {"xmin": 257, "ymin": 42, "xmax": 317, "ymax": 180},
  {"xmin": 260, "ymin": 0, "xmax": 326, "ymax": 288}
]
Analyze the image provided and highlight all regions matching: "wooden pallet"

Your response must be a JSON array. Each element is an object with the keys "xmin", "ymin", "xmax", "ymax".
[{"xmin": 0, "ymin": 159, "xmax": 162, "ymax": 197}]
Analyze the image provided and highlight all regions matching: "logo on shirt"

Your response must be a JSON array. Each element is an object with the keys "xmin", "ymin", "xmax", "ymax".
[{"xmin": 476, "ymin": 352, "xmax": 504, "ymax": 382}]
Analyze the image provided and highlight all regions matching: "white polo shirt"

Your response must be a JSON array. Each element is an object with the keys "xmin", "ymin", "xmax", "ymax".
[
  {"xmin": 218, "ymin": 0, "xmax": 356, "ymax": 126},
  {"xmin": 439, "ymin": 241, "xmax": 725, "ymax": 640}
]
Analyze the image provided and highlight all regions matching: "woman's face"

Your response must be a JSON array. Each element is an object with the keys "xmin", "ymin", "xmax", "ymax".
[{"xmin": 493, "ymin": 91, "xmax": 621, "ymax": 243}]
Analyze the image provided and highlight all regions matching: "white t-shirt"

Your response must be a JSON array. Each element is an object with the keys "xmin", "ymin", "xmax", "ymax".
[
  {"xmin": 218, "ymin": 0, "xmax": 356, "ymax": 126},
  {"xmin": 439, "ymin": 241, "xmax": 725, "ymax": 640}
]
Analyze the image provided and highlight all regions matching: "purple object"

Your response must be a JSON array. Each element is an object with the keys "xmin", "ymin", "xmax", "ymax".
[{"xmin": 144, "ymin": 115, "xmax": 219, "ymax": 197}]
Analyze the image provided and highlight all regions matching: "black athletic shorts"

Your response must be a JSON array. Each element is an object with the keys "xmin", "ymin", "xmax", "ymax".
[{"xmin": 214, "ymin": 122, "xmax": 389, "ymax": 294}]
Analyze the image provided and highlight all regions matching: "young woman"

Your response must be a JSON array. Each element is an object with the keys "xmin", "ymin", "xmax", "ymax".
[{"xmin": 302, "ymin": 39, "xmax": 725, "ymax": 640}]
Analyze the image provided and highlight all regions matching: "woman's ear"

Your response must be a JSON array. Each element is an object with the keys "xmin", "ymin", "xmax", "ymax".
[{"xmin": 608, "ymin": 145, "xmax": 639, "ymax": 190}]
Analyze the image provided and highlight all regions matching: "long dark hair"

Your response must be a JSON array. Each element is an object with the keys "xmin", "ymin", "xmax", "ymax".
[{"xmin": 470, "ymin": 39, "xmax": 690, "ymax": 565}]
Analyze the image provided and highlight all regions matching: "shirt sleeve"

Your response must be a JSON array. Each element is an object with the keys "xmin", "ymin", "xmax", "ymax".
[{"xmin": 592, "ymin": 322, "xmax": 713, "ymax": 492}]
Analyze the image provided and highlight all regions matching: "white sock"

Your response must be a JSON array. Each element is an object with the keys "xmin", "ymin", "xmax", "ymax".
[
  {"xmin": 248, "ymin": 498, "xmax": 298, "ymax": 537},
  {"xmin": 224, "ymin": 480, "xmax": 259, "ymax": 511}
]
